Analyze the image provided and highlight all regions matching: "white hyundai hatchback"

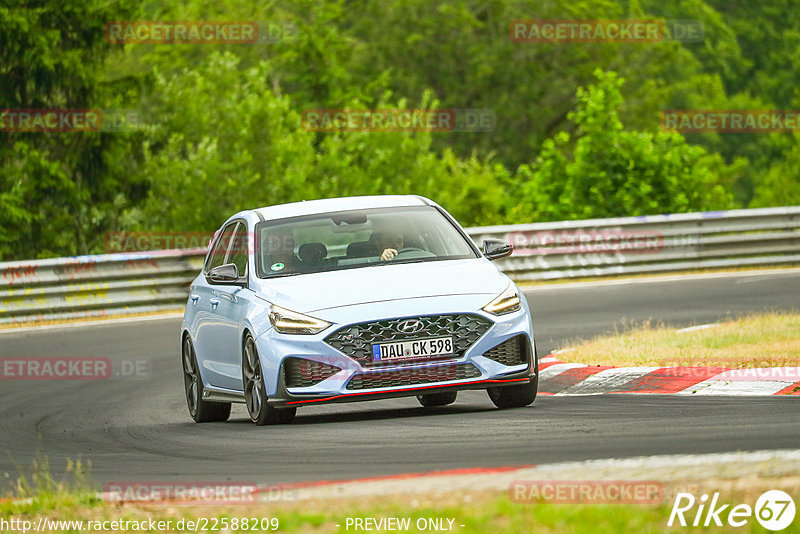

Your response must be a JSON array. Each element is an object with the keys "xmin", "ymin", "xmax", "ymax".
[{"xmin": 181, "ymin": 195, "xmax": 538, "ymax": 425}]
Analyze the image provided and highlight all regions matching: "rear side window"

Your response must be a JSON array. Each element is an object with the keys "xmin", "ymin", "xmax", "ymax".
[{"xmin": 204, "ymin": 223, "xmax": 236, "ymax": 273}]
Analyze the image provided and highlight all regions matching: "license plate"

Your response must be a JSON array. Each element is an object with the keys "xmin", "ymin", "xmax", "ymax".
[{"xmin": 372, "ymin": 337, "xmax": 454, "ymax": 362}]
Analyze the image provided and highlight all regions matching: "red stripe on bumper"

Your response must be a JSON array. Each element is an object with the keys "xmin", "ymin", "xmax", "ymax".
[{"xmin": 286, "ymin": 377, "xmax": 530, "ymax": 405}]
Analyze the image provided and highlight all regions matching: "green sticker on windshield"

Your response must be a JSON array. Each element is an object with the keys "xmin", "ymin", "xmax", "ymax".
[{"xmin": 271, "ymin": 262, "xmax": 285, "ymax": 271}]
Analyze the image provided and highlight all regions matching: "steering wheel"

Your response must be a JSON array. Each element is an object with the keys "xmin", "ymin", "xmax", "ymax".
[{"xmin": 393, "ymin": 247, "xmax": 434, "ymax": 259}]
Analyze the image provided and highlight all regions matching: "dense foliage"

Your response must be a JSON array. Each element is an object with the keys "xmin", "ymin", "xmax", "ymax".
[{"xmin": 1, "ymin": 0, "xmax": 797, "ymax": 260}]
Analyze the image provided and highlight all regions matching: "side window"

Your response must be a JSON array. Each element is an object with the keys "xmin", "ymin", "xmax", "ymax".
[
  {"xmin": 204, "ymin": 223, "xmax": 236, "ymax": 273},
  {"xmin": 227, "ymin": 222, "xmax": 249, "ymax": 278}
]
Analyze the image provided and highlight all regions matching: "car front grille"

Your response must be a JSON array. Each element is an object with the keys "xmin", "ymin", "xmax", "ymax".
[
  {"xmin": 482, "ymin": 335, "xmax": 529, "ymax": 366},
  {"xmin": 324, "ymin": 313, "xmax": 492, "ymax": 367},
  {"xmin": 284, "ymin": 357, "xmax": 342, "ymax": 388},
  {"xmin": 346, "ymin": 363, "xmax": 481, "ymax": 390}
]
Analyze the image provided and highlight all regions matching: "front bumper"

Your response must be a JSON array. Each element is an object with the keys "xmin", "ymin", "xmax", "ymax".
[
  {"xmin": 254, "ymin": 295, "xmax": 536, "ymax": 407},
  {"xmin": 268, "ymin": 371, "xmax": 535, "ymax": 407}
]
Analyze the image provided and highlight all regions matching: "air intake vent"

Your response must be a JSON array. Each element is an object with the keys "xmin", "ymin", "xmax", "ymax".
[
  {"xmin": 284, "ymin": 358, "xmax": 341, "ymax": 388},
  {"xmin": 347, "ymin": 363, "xmax": 481, "ymax": 390},
  {"xmin": 482, "ymin": 335, "xmax": 528, "ymax": 366}
]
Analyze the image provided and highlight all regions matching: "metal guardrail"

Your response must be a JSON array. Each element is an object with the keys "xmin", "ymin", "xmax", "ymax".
[
  {"xmin": 0, "ymin": 251, "xmax": 206, "ymax": 325},
  {"xmin": 1, "ymin": 207, "xmax": 798, "ymax": 325},
  {"xmin": 469, "ymin": 206, "xmax": 800, "ymax": 281}
]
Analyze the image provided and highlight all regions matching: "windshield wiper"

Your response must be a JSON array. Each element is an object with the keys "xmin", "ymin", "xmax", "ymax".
[
  {"xmin": 374, "ymin": 259, "xmax": 426, "ymax": 266},
  {"xmin": 264, "ymin": 271, "xmax": 304, "ymax": 278}
]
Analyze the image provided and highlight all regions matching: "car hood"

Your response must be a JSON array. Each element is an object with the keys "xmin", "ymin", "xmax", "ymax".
[{"xmin": 252, "ymin": 259, "xmax": 508, "ymax": 314}]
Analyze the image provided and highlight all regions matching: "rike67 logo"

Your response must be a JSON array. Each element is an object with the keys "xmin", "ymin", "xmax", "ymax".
[{"xmin": 669, "ymin": 490, "xmax": 796, "ymax": 531}]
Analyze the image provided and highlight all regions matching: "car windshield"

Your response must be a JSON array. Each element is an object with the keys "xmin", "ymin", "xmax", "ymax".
[{"xmin": 255, "ymin": 206, "xmax": 478, "ymax": 277}]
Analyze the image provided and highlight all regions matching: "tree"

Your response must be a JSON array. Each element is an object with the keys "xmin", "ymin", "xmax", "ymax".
[
  {"xmin": 510, "ymin": 70, "xmax": 739, "ymax": 222},
  {"xmin": 750, "ymin": 134, "xmax": 800, "ymax": 208},
  {"xmin": 128, "ymin": 52, "xmax": 509, "ymax": 232},
  {"xmin": 0, "ymin": 0, "xmax": 143, "ymax": 260}
]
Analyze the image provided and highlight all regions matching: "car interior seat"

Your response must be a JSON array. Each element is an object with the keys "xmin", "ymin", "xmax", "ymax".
[
  {"xmin": 346, "ymin": 241, "xmax": 379, "ymax": 258},
  {"xmin": 298, "ymin": 242, "xmax": 328, "ymax": 267}
]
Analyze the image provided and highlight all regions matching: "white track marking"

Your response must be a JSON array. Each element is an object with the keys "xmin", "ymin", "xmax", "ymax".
[
  {"xmin": 557, "ymin": 366, "xmax": 660, "ymax": 395},
  {"xmin": 675, "ymin": 323, "xmax": 719, "ymax": 333},
  {"xmin": 715, "ymin": 367, "xmax": 800, "ymax": 382},
  {"xmin": 678, "ymin": 379, "xmax": 796, "ymax": 396},
  {"xmin": 538, "ymin": 363, "xmax": 587, "ymax": 380}
]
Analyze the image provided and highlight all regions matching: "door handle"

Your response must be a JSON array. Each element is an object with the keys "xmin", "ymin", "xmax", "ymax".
[{"xmin": 209, "ymin": 298, "xmax": 219, "ymax": 309}]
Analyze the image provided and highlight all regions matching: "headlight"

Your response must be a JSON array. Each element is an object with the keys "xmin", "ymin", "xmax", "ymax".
[
  {"xmin": 482, "ymin": 282, "xmax": 521, "ymax": 316},
  {"xmin": 268, "ymin": 305, "xmax": 331, "ymax": 334}
]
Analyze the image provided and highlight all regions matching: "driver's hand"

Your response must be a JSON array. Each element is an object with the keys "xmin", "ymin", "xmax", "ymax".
[{"xmin": 380, "ymin": 248, "xmax": 398, "ymax": 261}]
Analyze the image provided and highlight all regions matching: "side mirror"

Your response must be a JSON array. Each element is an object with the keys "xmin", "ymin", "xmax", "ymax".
[
  {"xmin": 483, "ymin": 239, "xmax": 513, "ymax": 261},
  {"xmin": 207, "ymin": 263, "xmax": 243, "ymax": 285}
]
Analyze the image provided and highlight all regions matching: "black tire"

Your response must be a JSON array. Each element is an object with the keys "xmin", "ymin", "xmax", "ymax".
[
  {"xmin": 182, "ymin": 336, "xmax": 231, "ymax": 423},
  {"xmin": 417, "ymin": 391, "xmax": 458, "ymax": 407},
  {"xmin": 487, "ymin": 340, "xmax": 539, "ymax": 409},
  {"xmin": 487, "ymin": 379, "xmax": 537, "ymax": 409},
  {"xmin": 242, "ymin": 334, "xmax": 296, "ymax": 426}
]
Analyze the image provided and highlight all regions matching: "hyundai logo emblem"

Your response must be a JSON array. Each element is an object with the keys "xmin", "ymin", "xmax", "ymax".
[{"xmin": 397, "ymin": 319, "xmax": 423, "ymax": 334}]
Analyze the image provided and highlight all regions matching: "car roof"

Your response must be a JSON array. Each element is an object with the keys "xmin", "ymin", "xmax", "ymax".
[{"xmin": 253, "ymin": 195, "xmax": 432, "ymax": 221}]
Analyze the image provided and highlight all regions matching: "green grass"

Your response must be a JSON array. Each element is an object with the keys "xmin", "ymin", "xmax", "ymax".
[
  {"xmin": 2, "ymin": 453, "xmax": 799, "ymax": 534},
  {"xmin": 4, "ymin": 489, "xmax": 800, "ymax": 533},
  {"xmin": 559, "ymin": 312, "xmax": 800, "ymax": 368},
  {"xmin": 0, "ymin": 458, "xmax": 100, "ymax": 518},
  {"xmin": 3, "ymin": 462, "xmax": 800, "ymax": 534}
]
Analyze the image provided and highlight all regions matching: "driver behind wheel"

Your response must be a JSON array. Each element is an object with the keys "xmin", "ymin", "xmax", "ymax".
[{"xmin": 372, "ymin": 225, "xmax": 405, "ymax": 262}]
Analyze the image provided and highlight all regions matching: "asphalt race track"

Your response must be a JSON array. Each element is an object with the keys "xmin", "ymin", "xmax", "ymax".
[{"xmin": 1, "ymin": 270, "xmax": 798, "ymax": 487}]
